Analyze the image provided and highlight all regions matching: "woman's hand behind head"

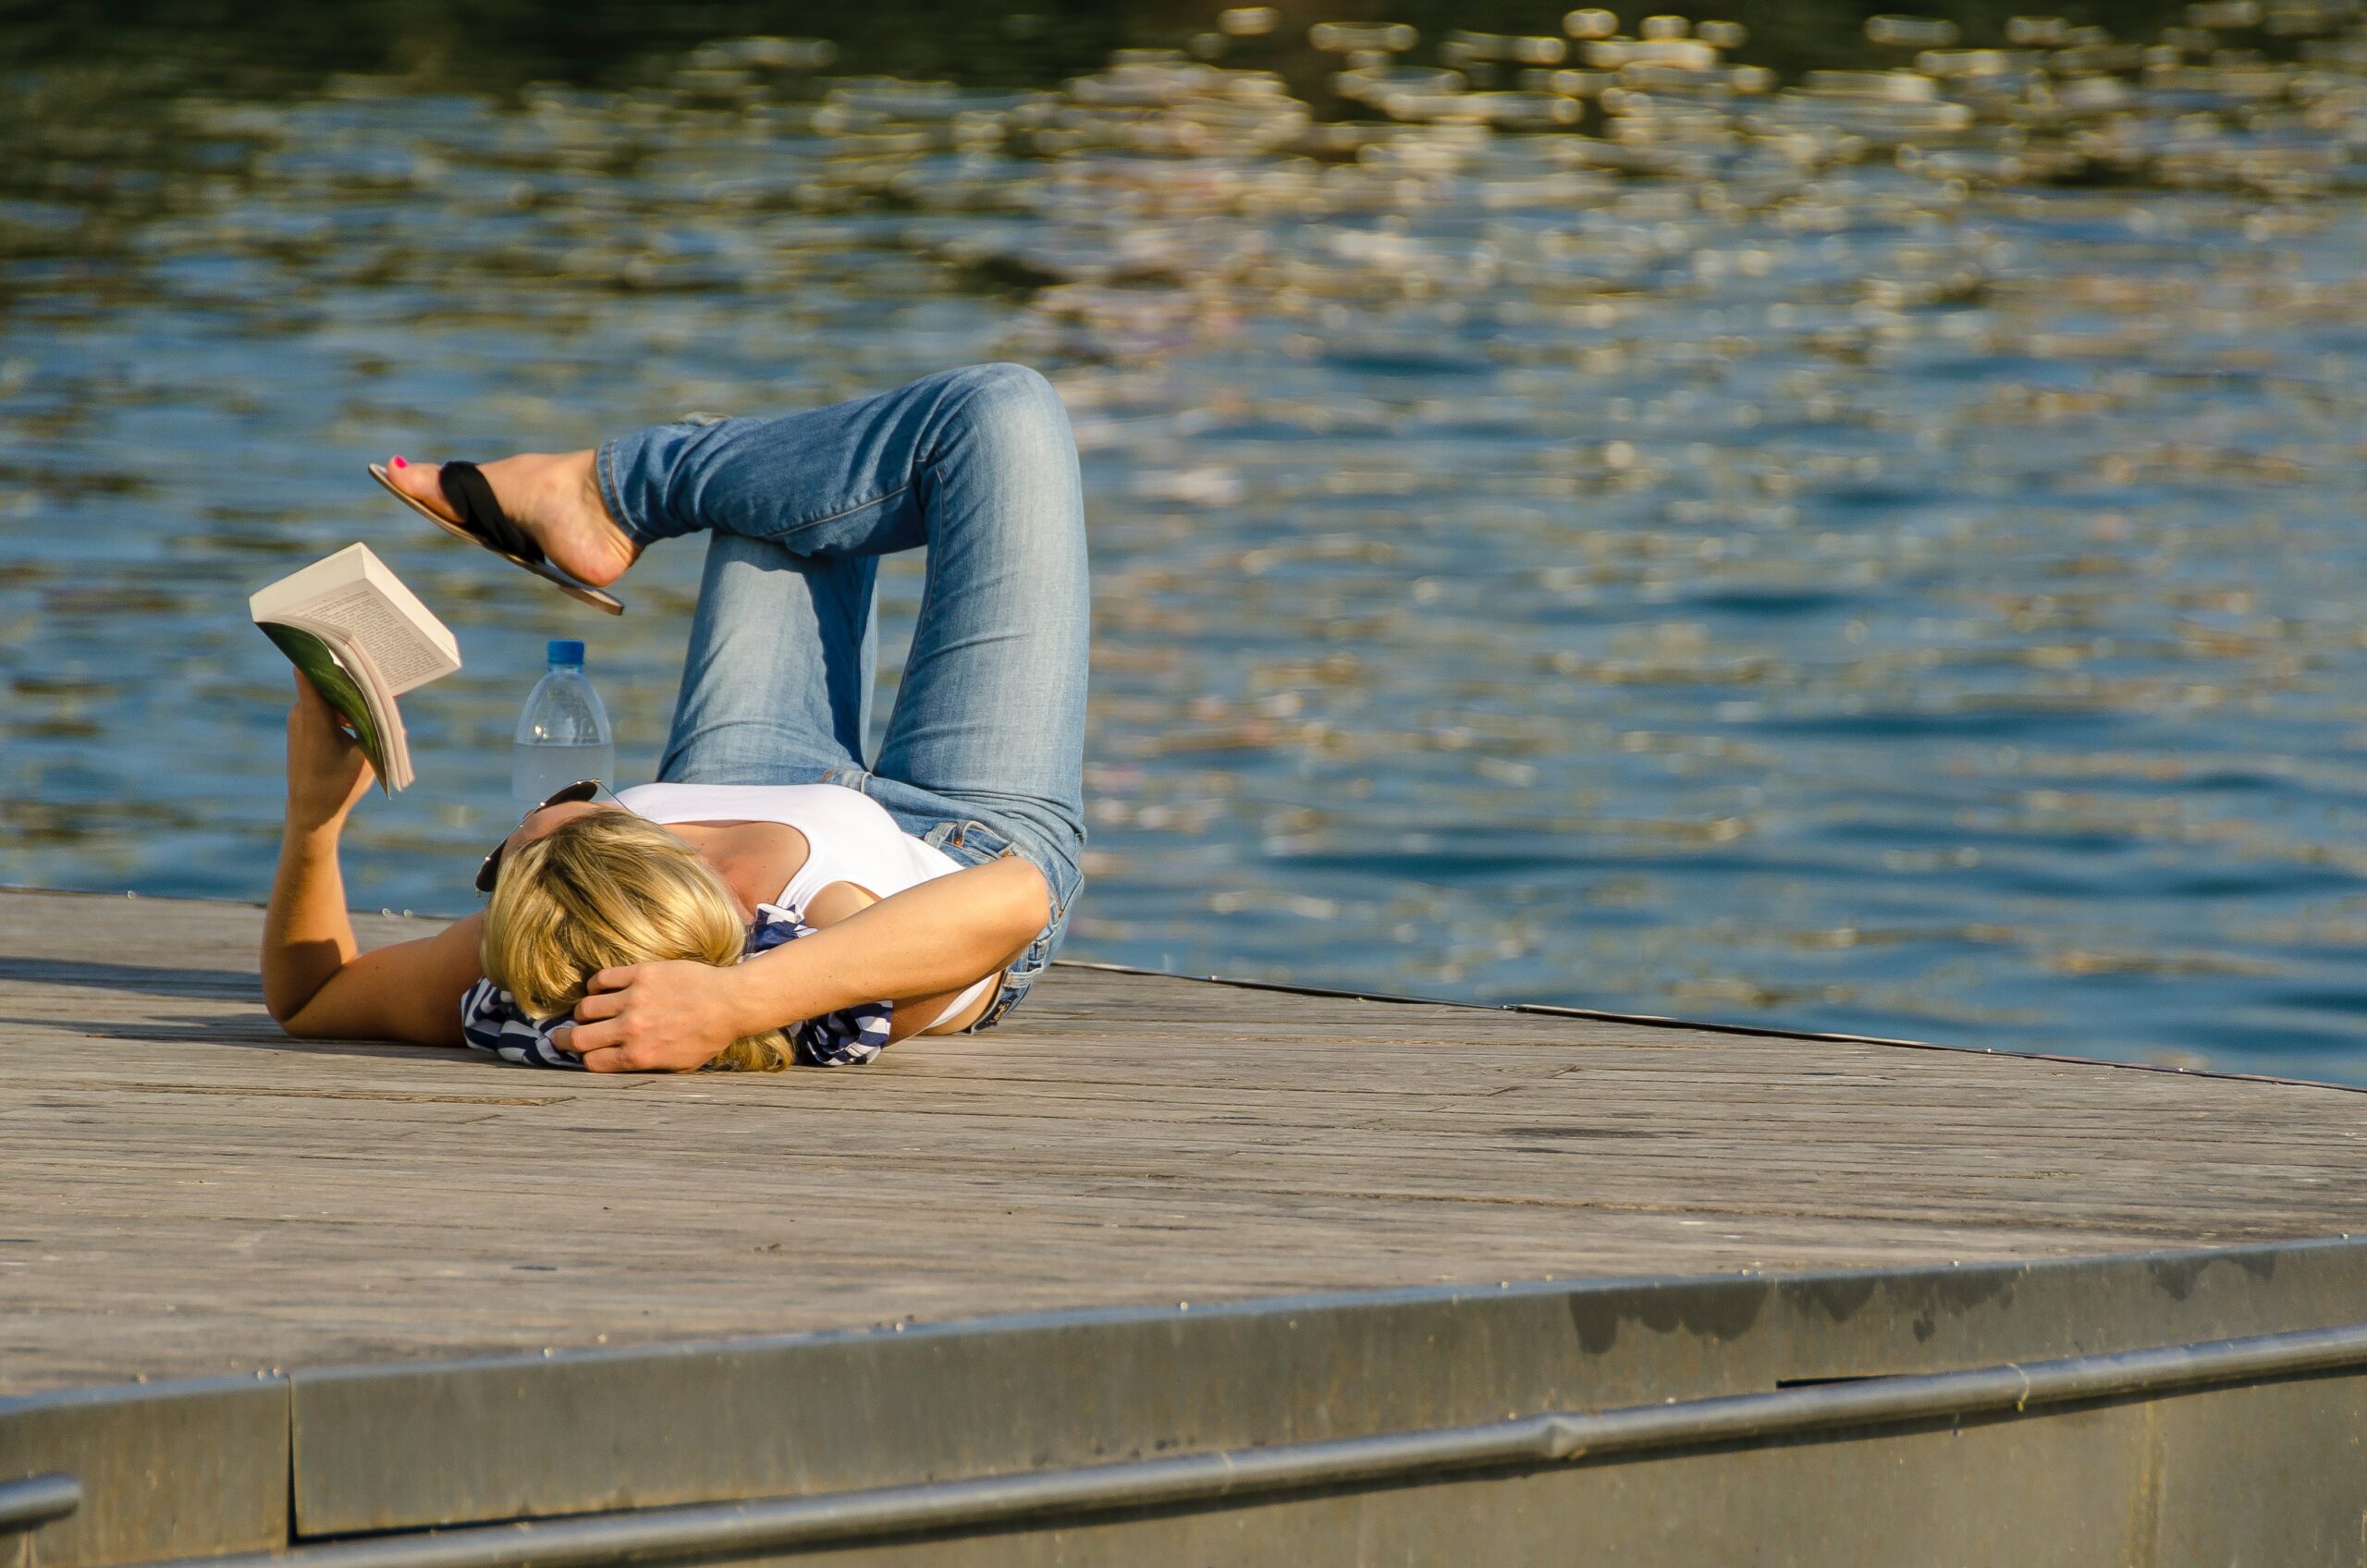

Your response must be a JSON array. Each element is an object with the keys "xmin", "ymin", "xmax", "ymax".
[{"xmin": 564, "ymin": 958, "xmax": 760, "ymax": 1072}]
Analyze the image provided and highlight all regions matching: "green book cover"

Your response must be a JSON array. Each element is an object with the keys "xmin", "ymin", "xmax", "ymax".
[{"xmin": 259, "ymin": 621, "xmax": 393, "ymax": 791}]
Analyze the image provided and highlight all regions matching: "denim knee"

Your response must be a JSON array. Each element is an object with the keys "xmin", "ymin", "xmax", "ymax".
[{"xmin": 932, "ymin": 362, "xmax": 1072, "ymax": 463}]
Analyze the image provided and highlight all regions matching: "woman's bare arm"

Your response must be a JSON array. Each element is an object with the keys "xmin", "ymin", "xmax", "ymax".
[
  {"xmin": 274, "ymin": 914, "xmax": 484, "ymax": 1046},
  {"xmin": 262, "ymin": 672, "xmax": 482, "ymax": 1046},
  {"xmin": 798, "ymin": 879, "xmax": 999, "ymax": 1039},
  {"xmin": 563, "ymin": 856, "xmax": 1048, "ymax": 1072}
]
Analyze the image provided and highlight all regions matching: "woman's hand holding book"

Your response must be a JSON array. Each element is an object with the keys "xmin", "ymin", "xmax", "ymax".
[{"xmin": 285, "ymin": 670, "xmax": 377, "ymax": 833}]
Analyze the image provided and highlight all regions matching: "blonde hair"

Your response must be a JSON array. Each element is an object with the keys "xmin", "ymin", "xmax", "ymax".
[{"xmin": 481, "ymin": 811, "xmax": 792, "ymax": 1072}]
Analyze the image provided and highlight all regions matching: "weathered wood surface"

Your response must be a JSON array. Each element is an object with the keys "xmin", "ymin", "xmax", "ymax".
[{"xmin": 3, "ymin": 888, "xmax": 2363, "ymax": 1397}]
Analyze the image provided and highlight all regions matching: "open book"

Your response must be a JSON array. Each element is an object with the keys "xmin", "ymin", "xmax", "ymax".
[{"xmin": 250, "ymin": 544, "xmax": 460, "ymax": 792}]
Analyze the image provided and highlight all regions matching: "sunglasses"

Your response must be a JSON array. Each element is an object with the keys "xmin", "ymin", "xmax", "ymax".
[{"xmin": 474, "ymin": 779, "xmax": 607, "ymax": 895}]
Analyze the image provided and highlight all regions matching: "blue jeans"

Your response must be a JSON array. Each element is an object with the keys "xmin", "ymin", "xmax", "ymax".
[{"xmin": 594, "ymin": 363, "xmax": 1089, "ymax": 1030}]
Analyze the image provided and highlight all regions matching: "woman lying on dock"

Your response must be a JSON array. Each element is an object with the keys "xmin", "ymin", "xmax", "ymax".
[{"xmin": 261, "ymin": 363, "xmax": 1087, "ymax": 1072}]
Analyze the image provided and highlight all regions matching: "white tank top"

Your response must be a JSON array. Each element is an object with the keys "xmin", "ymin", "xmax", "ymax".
[
  {"xmin": 613, "ymin": 782, "xmax": 990, "ymax": 1028},
  {"xmin": 616, "ymin": 781, "xmax": 963, "ymax": 913}
]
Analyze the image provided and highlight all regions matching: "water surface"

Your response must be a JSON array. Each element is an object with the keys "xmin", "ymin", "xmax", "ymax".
[{"xmin": 9, "ymin": 1, "xmax": 2367, "ymax": 1079}]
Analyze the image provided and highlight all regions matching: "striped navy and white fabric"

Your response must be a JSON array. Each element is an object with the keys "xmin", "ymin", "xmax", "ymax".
[
  {"xmin": 459, "ymin": 903, "xmax": 894, "ymax": 1070},
  {"xmin": 741, "ymin": 903, "xmax": 894, "ymax": 1065}
]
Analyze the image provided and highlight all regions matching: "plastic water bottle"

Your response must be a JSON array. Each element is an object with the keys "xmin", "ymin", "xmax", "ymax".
[{"xmin": 511, "ymin": 640, "xmax": 615, "ymax": 803}]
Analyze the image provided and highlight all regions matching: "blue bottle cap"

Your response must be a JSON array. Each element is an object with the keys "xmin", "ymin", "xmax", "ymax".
[{"xmin": 547, "ymin": 639, "xmax": 586, "ymax": 667}]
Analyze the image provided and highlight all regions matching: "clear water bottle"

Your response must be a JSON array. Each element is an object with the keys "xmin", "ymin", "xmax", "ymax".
[{"xmin": 511, "ymin": 639, "xmax": 615, "ymax": 803}]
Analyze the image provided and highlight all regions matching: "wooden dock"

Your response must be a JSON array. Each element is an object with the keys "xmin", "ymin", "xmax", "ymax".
[
  {"xmin": 14, "ymin": 887, "xmax": 2367, "ymax": 1566},
  {"xmin": 6, "ymin": 887, "xmax": 2366, "ymax": 1397}
]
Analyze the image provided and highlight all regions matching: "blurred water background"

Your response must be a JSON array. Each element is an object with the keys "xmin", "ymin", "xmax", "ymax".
[{"xmin": 8, "ymin": 0, "xmax": 2367, "ymax": 1078}]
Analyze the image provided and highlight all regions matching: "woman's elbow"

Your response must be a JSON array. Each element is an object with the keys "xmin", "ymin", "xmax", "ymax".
[
  {"xmin": 997, "ymin": 859, "xmax": 1052, "ymax": 949},
  {"xmin": 270, "ymin": 999, "xmax": 326, "ymax": 1036},
  {"xmin": 268, "ymin": 985, "xmax": 349, "ymax": 1037},
  {"xmin": 263, "ymin": 986, "xmax": 304, "ymax": 1030}
]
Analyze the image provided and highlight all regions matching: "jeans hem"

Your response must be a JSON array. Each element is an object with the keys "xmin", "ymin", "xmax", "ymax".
[{"xmin": 595, "ymin": 435, "xmax": 662, "ymax": 549}]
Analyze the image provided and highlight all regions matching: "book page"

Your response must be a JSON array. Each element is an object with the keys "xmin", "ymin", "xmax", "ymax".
[
  {"xmin": 290, "ymin": 582, "xmax": 451, "ymax": 694},
  {"xmin": 248, "ymin": 546, "xmax": 366, "ymax": 626},
  {"xmin": 331, "ymin": 630, "xmax": 412, "ymax": 790},
  {"xmin": 249, "ymin": 543, "xmax": 460, "ymax": 697}
]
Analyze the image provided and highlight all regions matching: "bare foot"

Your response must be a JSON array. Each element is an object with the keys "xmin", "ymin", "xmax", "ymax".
[{"xmin": 383, "ymin": 450, "xmax": 639, "ymax": 589}]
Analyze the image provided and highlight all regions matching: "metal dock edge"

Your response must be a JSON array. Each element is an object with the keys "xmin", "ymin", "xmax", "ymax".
[{"xmin": 8, "ymin": 1236, "xmax": 2367, "ymax": 1566}]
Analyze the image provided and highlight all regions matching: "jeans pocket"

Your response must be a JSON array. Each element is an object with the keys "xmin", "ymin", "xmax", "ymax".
[
  {"xmin": 933, "ymin": 822, "xmax": 1075, "ymax": 922},
  {"xmin": 923, "ymin": 817, "xmax": 1074, "ymax": 1033}
]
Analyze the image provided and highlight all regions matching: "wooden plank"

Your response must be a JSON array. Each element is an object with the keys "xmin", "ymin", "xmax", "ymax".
[{"xmin": 4, "ymin": 888, "xmax": 2366, "ymax": 1396}]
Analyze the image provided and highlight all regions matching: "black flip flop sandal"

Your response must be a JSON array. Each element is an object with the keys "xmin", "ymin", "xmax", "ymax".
[{"xmin": 368, "ymin": 461, "xmax": 625, "ymax": 616}]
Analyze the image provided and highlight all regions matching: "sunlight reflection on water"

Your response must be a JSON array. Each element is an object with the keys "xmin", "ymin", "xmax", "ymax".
[{"xmin": 9, "ymin": 6, "xmax": 2367, "ymax": 1077}]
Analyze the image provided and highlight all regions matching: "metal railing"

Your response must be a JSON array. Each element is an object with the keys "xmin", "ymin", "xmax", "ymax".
[
  {"xmin": 0, "ymin": 1473, "xmax": 80, "ymax": 1535},
  {"xmin": 120, "ymin": 1317, "xmax": 2367, "ymax": 1568}
]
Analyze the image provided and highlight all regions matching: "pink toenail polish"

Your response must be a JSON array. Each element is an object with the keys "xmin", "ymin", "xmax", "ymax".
[{"xmin": 391, "ymin": 455, "xmax": 408, "ymax": 469}]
